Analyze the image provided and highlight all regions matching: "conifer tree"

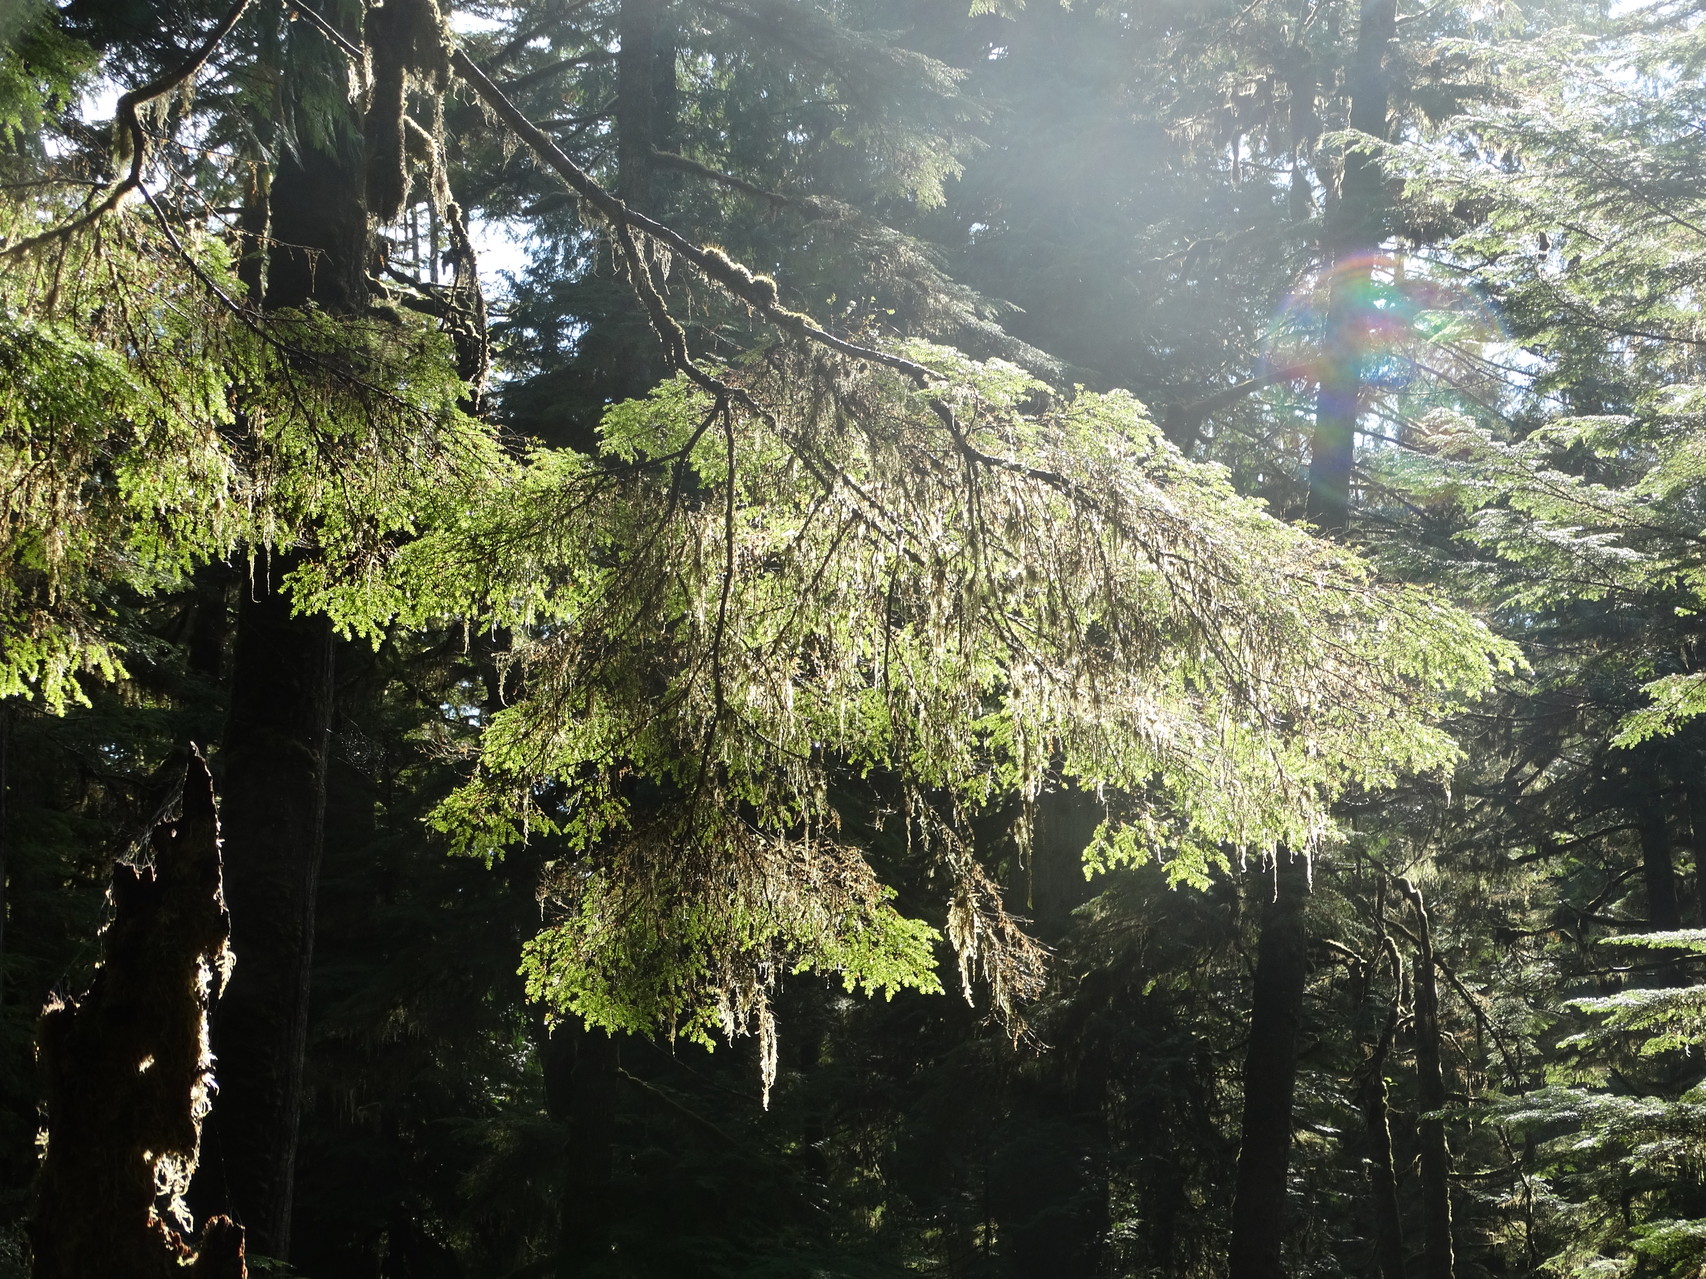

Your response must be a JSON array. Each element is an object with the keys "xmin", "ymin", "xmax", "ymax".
[{"xmin": 0, "ymin": 2, "xmax": 1554, "ymax": 1273}]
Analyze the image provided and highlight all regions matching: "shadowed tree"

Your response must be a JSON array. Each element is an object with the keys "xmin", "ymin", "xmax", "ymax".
[{"xmin": 31, "ymin": 752, "xmax": 246, "ymax": 1279}]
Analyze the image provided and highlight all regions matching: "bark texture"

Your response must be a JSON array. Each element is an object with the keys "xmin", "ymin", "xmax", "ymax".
[
  {"xmin": 1228, "ymin": 852, "xmax": 1309, "ymax": 1279},
  {"xmin": 31, "ymin": 751, "xmax": 247, "ymax": 1279}
]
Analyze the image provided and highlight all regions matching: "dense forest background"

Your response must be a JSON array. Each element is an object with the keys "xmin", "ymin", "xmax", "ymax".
[{"xmin": 6, "ymin": 0, "xmax": 1706, "ymax": 1276}]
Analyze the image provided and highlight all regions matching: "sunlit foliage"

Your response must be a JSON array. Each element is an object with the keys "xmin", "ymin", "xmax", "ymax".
[{"xmin": 295, "ymin": 339, "xmax": 1513, "ymax": 1086}]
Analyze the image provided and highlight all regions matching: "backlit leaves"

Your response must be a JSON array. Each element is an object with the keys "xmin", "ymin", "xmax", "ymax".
[{"xmin": 362, "ymin": 339, "xmax": 1512, "ymax": 1075}]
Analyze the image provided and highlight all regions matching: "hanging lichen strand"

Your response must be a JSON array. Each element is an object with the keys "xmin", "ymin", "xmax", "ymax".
[{"xmin": 299, "ymin": 340, "xmax": 1515, "ymax": 1096}]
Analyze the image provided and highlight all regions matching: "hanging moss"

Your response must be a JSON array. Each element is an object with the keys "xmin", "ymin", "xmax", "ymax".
[{"xmin": 363, "ymin": 0, "xmax": 452, "ymax": 225}]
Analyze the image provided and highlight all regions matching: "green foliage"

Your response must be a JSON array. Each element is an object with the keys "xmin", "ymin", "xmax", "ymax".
[
  {"xmin": 1374, "ymin": 12, "xmax": 1706, "ymax": 748},
  {"xmin": 1348, "ymin": 19, "xmax": 1706, "ymax": 1274},
  {"xmin": 520, "ymin": 861, "xmax": 942, "ymax": 1047},
  {"xmin": 0, "ymin": 199, "xmax": 502, "ymax": 707},
  {"xmin": 329, "ymin": 338, "xmax": 1515, "ymax": 1082},
  {"xmin": 0, "ymin": 218, "xmax": 242, "ymax": 707},
  {"xmin": 1496, "ymin": 933, "xmax": 1706, "ymax": 1279},
  {"xmin": 0, "ymin": 71, "xmax": 1509, "ymax": 1127},
  {"xmin": 1, "ymin": 1, "xmax": 1656, "ymax": 1272},
  {"xmin": 0, "ymin": 0, "xmax": 90, "ymax": 150},
  {"xmin": 1566, "ymin": 934, "xmax": 1706, "ymax": 1055}
]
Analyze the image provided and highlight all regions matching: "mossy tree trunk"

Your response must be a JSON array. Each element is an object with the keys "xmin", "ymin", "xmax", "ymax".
[{"xmin": 191, "ymin": 76, "xmax": 364, "ymax": 1262}]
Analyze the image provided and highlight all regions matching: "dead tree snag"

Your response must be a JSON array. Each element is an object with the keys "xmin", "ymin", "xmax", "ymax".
[{"xmin": 31, "ymin": 748, "xmax": 246, "ymax": 1279}]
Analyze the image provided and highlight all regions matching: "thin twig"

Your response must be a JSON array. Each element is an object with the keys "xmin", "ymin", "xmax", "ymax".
[{"xmin": 0, "ymin": 0, "xmax": 252, "ymax": 260}]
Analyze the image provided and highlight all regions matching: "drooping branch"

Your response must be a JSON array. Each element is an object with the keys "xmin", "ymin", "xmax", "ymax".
[
  {"xmin": 293, "ymin": 12, "xmax": 1049, "ymax": 508},
  {"xmin": 1162, "ymin": 362, "xmax": 1315, "ymax": 450},
  {"xmin": 446, "ymin": 47, "xmax": 940, "ymax": 387},
  {"xmin": 0, "ymin": 0, "xmax": 252, "ymax": 261}
]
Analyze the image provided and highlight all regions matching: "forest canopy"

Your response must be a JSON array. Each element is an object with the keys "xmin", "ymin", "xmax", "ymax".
[{"xmin": 3, "ymin": 1, "xmax": 1706, "ymax": 1278}]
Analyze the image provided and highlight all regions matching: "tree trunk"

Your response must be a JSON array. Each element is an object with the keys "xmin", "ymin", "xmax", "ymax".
[
  {"xmin": 199, "ymin": 576, "xmax": 335, "ymax": 1258},
  {"xmin": 31, "ymin": 751, "xmax": 247, "ymax": 1279},
  {"xmin": 1684, "ymin": 764, "xmax": 1706, "ymax": 924},
  {"xmin": 1401, "ymin": 880, "xmax": 1455, "ymax": 1279},
  {"xmin": 1306, "ymin": 0, "xmax": 1397, "ymax": 531},
  {"xmin": 614, "ymin": 0, "xmax": 676, "ymax": 404},
  {"xmin": 1358, "ymin": 937, "xmax": 1407, "ymax": 1279},
  {"xmin": 1228, "ymin": 852, "xmax": 1309, "ymax": 1279},
  {"xmin": 1634, "ymin": 784, "xmax": 1685, "ymax": 986},
  {"xmin": 541, "ymin": 1022, "xmax": 622, "ymax": 1275},
  {"xmin": 616, "ymin": 0, "xmax": 674, "ymax": 211},
  {"xmin": 192, "ymin": 121, "xmax": 364, "ymax": 1257},
  {"xmin": 1637, "ymin": 801, "xmax": 1682, "ymax": 932},
  {"xmin": 264, "ymin": 145, "xmax": 372, "ymax": 317}
]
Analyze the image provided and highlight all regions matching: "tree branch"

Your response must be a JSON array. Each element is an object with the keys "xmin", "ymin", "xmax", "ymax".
[
  {"xmin": 447, "ymin": 47, "xmax": 939, "ymax": 387},
  {"xmin": 1383, "ymin": 911, "xmax": 1523, "ymax": 1082},
  {"xmin": 0, "ymin": 0, "xmax": 252, "ymax": 260},
  {"xmin": 1162, "ymin": 362, "xmax": 1315, "ymax": 446}
]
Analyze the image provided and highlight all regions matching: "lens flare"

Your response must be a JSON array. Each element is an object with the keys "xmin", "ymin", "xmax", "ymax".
[{"xmin": 1261, "ymin": 253, "xmax": 1509, "ymax": 391}]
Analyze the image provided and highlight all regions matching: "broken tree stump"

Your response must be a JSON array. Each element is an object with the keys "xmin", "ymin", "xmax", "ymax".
[{"xmin": 31, "ymin": 747, "xmax": 247, "ymax": 1278}]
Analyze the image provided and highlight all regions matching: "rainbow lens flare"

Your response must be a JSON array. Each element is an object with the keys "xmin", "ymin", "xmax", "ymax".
[{"xmin": 1261, "ymin": 253, "xmax": 1509, "ymax": 392}]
